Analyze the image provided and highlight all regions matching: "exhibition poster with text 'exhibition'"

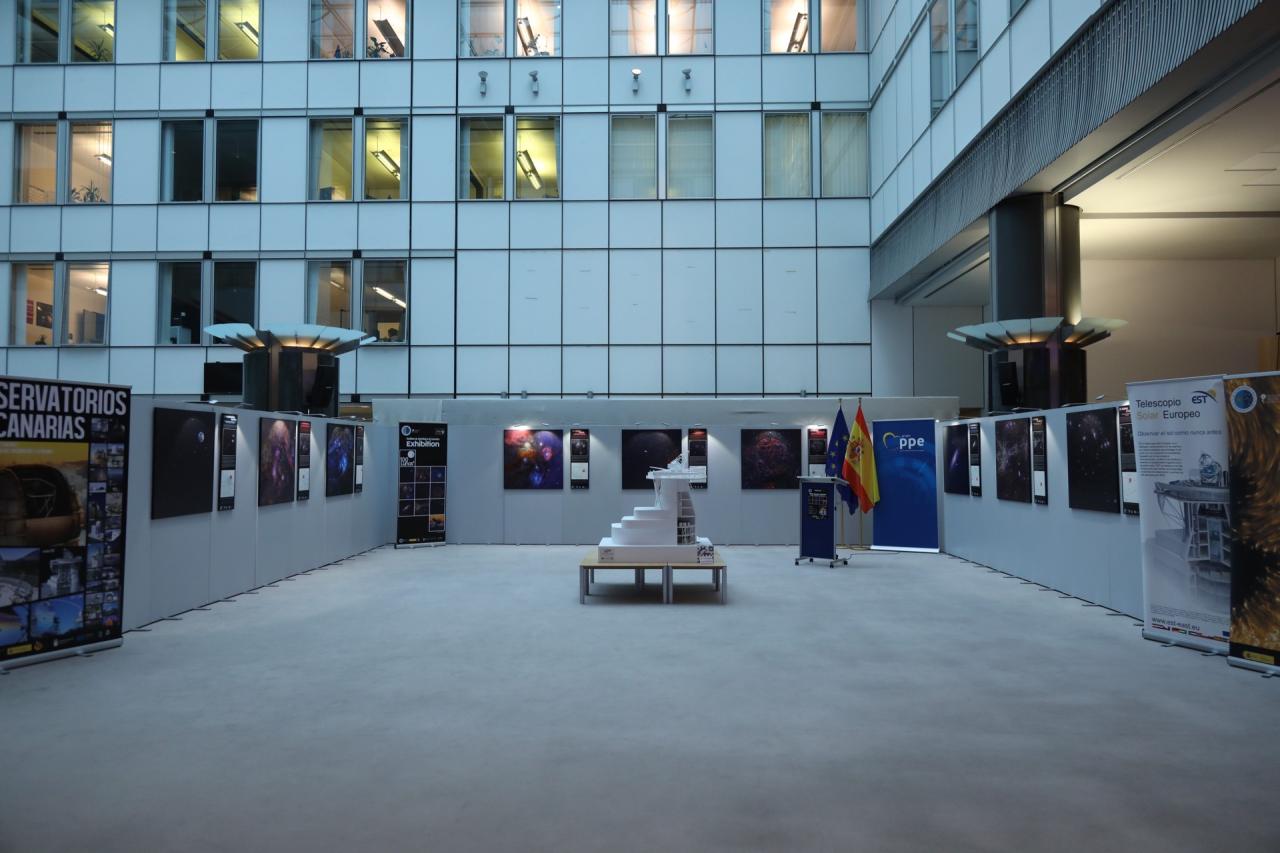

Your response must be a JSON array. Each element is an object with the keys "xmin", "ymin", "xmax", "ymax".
[
  {"xmin": 0, "ymin": 377, "xmax": 131, "ymax": 666},
  {"xmin": 1126, "ymin": 376, "xmax": 1230, "ymax": 651},
  {"xmin": 398, "ymin": 423, "xmax": 447, "ymax": 544}
]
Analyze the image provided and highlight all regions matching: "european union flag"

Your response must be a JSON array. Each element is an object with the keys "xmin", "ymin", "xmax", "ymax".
[{"xmin": 825, "ymin": 406, "xmax": 855, "ymax": 512}]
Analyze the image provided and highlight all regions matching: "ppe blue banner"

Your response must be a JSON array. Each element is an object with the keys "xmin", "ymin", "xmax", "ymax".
[{"xmin": 871, "ymin": 419, "xmax": 939, "ymax": 552}]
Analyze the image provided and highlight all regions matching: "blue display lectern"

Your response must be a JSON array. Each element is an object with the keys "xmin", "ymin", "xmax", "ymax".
[{"xmin": 796, "ymin": 477, "xmax": 850, "ymax": 567}]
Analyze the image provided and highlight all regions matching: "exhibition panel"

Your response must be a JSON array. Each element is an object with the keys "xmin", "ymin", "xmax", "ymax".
[
  {"xmin": 994, "ymin": 418, "xmax": 1031, "ymax": 505},
  {"xmin": 150, "ymin": 408, "xmax": 215, "ymax": 520},
  {"xmin": 503, "ymin": 428, "xmax": 564, "ymax": 489},
  {"xmin": 869, "ymin": 419, "xmax": 938, "ymax": 552},
  {"xmin": 1065, "ymin": 408, "xmax": 1121, "ymax": 514},
  {"xmin": 325, "ymin": 424, "xmax": 356, "ymax": 497},
  {"xmin": 258, "ymin": 419, "xmax": 298, "ymax": 507},
  {"xmin": 397, "ymin": 423, "xmax": 448, "ymax": 545},
  {"xmin": 621, "ymin": 429, "xmax": 683, "ymax": 490},
  {"xmin": 942, "ymin": 424, "xmax": 968, "ymax": 496},
  {"xmin": 739, "ymin": 428, "xmax": 802, "ymax": 490}
]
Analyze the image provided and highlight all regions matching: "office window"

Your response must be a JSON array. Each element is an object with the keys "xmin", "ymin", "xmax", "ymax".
[
  {"xmin": 71, "ymin": 0, "xmax": 114, "ymax": 61},
  {"xmin": 610, "ymin": 0, "xmax": 657, "ymax": 55},
  {"xmin": 312, "ymin": 0, "xmax": 355, "ymax": 58},
  {"xmin": 11, "ymin": 264, "xmax": 56, "ymax": 346},
  {"xmin": 363, "ymin": 118, "xmax": 407, "ymax": 200},
  {"xmin": 66, "ymin": 263, "xmax": 109, "ymax": 346},
  {"xmin": 764, "ymin": 0, "xmax": 809, "ymax": 54},
  {"xmin": 515, "ymin": 0, "xmax": 559, "ymax": 56},
  {"xmin": 215, "ymin": 120, "xmax": 258, "ymax": 201},
  {"xmin": 763, "ymin": 113, "xmax": 811, "ymax": 198},
  {"xmin": 610, "ymin": 115, "xmax": 657, "ymax": 199},
  {"xmin": 514, "ymin": 117, "xmax": 559, "ymax": 200},
  {"xmin": 217, "ymin": 0, "xmax": 260, "ymax": 59},
  {"xmin": 363, "ymin": 261, "xmax": 407, "ymax": 342},
  {"xmin": 69, "ymin": 122, "xmax": 112, "ymax": 204},
  {"xmin": 18, "ymin": 0, "xmax": 61, "ymax": 63},
  {"xmin": 308, "ymin": 261, "xmax": 353, "ymax": 327},
  {"xmin": 459, "ymin": 117, "xmax": 504, "ymax": 200},
  {"xmin": 310, "ymin": 119, "xmax": 354, "ymax": 201},
  {"xmin": 820, "ymin": 112, "xmax": 868, "ymax": 197},
  {"xmin": 163, "ymin": 121, "xmax": 204, "ymax": 202},
  {"xmin": 15, "ymin": 124, "xmax": 58, "ymax": 204},
  {"xmin": 158, "ymin": 262, "xmax": 203, "ymax": 344},
  {"xmin": 460, "ymin": 0, "xmax": 504, "ymax": 56},
  {"xmin": 821, "ymin": 0, "xmax": 859, "ymax": 52},
  {"xmin": 212, "ymin": 261, "xmax": 256, "ymax": 325},
  {"xmin": 955, "ymin": 0, "xmax": 979, "ymax": 82},
  {"xmin": 667, "ymin": 0, "xmax": 712, "ymax": 54},
  {"xmin": 165, "ymin": 0, "xmax": 208, "ymax": 61},
  {"xmin": 930, "ymin": 0, "xmax": 952, "ymax": 115},
  {"xmin": 366, "ymin": 0, "xmax": 408, "ymax": 57},
  {"xmin": 667, "ymin": 114, "xmax": 713, "ymax": 199}
]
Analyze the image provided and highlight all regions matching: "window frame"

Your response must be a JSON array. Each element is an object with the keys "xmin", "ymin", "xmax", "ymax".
[
  {"xmin": 609, "ymin": 0, "xmax": 659, "ymax": 57},
  {"xmin": 762, "ymin": 111, "xmax": 813, "ymax": 199},
  {"xmin": 13, "ymin": 121, "xmax": 61, "ymax": 206},
  {"xmin": 209, "ymin": 259, "xmax": 259, "ymax": 332},
  {"xmin": 362, "ymin": 115, "xmax": 409, "ymax": 201},
  {"xmin": 513, "ymin": 114, "xmax": 560, "ymax": 201},
  {"xmin": 458, "ymin": 114, "xmax": 507, "ymax": 201},
  {"xmin": 608, "ymin": 113, "xmax": 659, "ymax": 200},
  {"xmin": 63, "ymin": 260, "xmax": 111, "ymax": 346},
  {"xmin": 459, "ymin": 0, "xmax": 506, "ymax": 58},
  {"xmin": 929, "ymin": 0, "xmax": 980, "ymax": 117},
  {"xmin": 818, "ymin": 110, "xmax": 869, "ymax": 198},
  {"xmin": 308, "ymin": 117, "xmax": 356, "ymax": 202},
  {"xmin": 513, "ymin": 0, "xmax": 560, "ymax": 58},
  {"xmin": 665, "ymin": 112, "xmax": 715, "ymax": 200},
  {"xmin": 213, "ymin": 118, "xmax": 261, "ymax": 203},
  {"xmin": 17, "ymin": 0, "xmax": 64, "ymax": 64},
  {"xmin": 665, "ymin": 0, "xmax": 714, "ymax": 56},
  {"xmin": 359, "ymin": 258, "xmax": 409, "ymax": 343},
  {"xmin": 66, "ymin": 119, "xmax": 114, "ymax": 205},
  {"xmin": 156, "ymin": 259, "xmax": 206, "ymax": 345},
  {"xmin": 160, "ymin": 118, "xmax": 207, "ymax": 203},
  {"xmin": 9, "ymin": 261, "xmax": 61, "ymax": 347},
  {"xmin": 68, "ymin": 0, "xmax": 115, "ymax": 63},
  {"xmin": 162, "ymin": 0, "xmax": 262, "ymax": 62},
  {"xmin": 306, "ymin": 259, "xmax": 356, "ymax": 327},
  {"xmin": 763, "ymin": 0, "xmax": 811, "ymax": 55}
]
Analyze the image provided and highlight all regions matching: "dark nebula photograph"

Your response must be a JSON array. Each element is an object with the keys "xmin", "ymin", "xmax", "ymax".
[
  {"xmin": 995, "ymin": 418, "xmax": 1031, "ymax": 503},
  {"xmin": 1065, "ymin": 408, "xmax": 1120, "ymax": 513},
  {"xmin": 503, "ymin": 429, "xmax": 564, "ymax": 490},
  {"xmin": 326, "ymin": 424, "xmax": 355, "ymax": 497},
  {"xmin": 943, "ymin": 424, "xmax": 969, "ymax": 495},
  {"xmin": 621, "ymin": 429, "xmax": 682, "ymax": 490},
  {"xmin": 258, "ymin": 418, "xmax": 297, "ymax": 507},
  {"xmin": 740, "ymin": 429, "xmax": 802, "ymax": 490},
  {"xmin": 151, "ymin": 408, "xmax": 215, "ymax": 520}
]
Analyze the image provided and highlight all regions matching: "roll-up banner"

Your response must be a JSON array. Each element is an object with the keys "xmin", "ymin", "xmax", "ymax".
[
  {"xmin": 397, "ymin": 422, "xmax": 447, "ymax": 546},
  {"xmin": 1126, "ymin": 376, "xmax": 1231, "ymax": 652},
  {"xmin": 1223, "ymin": 371, "xmax": 1280, "ymax": 673},
  {"xmin": 0, "ymin": 376, "xmax": 131, "ymax": 670},
  {"xmin": 870, "ymin": 419, "xmax": 939, "ymax": 552}
]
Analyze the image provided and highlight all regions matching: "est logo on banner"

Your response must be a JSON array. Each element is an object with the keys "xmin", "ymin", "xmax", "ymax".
[
  {"xmin": 870, "ymin": 419, "xmax": 939, "ymax": 552},
  {"xmin": 397, "ymin": 423, "xmax": 447, "ymax": 545}
]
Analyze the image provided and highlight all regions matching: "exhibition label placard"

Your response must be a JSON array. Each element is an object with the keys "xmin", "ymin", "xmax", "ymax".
[
  {"xmin": 870, "ymin": 419, "xmax": 939, "ymax": 552},
  {"xmin": 1223, "ymin": 372, "xmax": 1280, "ymax": 671},
  {"xmin": 218, "ymin": 413, "xmax": 237, "ymax": 510},
  {"xmin": 569, "ymin": 428, "xmax": 590, "ymax": 489},
  {"xmin": 0, "ymin": 376, "xmax": 131, "ymax": 667},
  {"xmin": 296, "ymin": 420, "xmax": 311, "ymax": 501},
  {"xmin": 398, "ymin": 422, "xmax": 447, "ymax": 545},
  {"xmin": 1127, "ymin": 376, "xmax": 1230, "ymax": 651}
]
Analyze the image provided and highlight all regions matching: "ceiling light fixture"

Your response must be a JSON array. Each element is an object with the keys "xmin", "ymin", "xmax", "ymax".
[
  {"xmin": 95, "ymin": 153, "xmax": 112, "ymax": 165},
  {"xmin": 98, "ymin": 22, "xmax": 115, "ymax": 35},
  {"xmin": 372, "ymin": 148, "xmax": 401, "ymax": 178},
  {"xmin": 787, "ymin": 12, "xmax": 809, "ymax": 53},
  {"xmin": 236, "ymin": 20, "xmax": 259, "ymax": 46},
  {"xmin": 516, "ymin": 149, "xmax": 543, "ymax": 190},
  {"xmin": 373, "ymin": 286, "xmax": 407, "ymax": 309},
  {"xmin": 516, "ymin": 16, "xmax": 538, "ymax": 56},
  {"xmin": 373, "ymin": 18, "xmax": 405, "ymax": 56}
]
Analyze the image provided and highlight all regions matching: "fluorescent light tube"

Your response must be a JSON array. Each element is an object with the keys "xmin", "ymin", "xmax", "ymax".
[
  {"xmin": 787, "ymin": 11, "xmax": 809, "ymax": 53},
  {"xmin": 236, "ymin": 20, "xmax": 259, "ymax": 46},
  {"xmin": 516, "ymin": 149, "xmax": 543, "ymax": 190},
  {"xmin": 373, "ymin": 286, "xmax": 407, "ymax": 309},
  {"xmin": 95, "ymin": 153, "xmax": 112, "ymax": 165},
  {"xmin": 372, "ymin": 148, "xmax": 401, "ymax": 178},
  {"xmin": 99, "ymin": 22, "xmax": 115, "ymax": 35}
]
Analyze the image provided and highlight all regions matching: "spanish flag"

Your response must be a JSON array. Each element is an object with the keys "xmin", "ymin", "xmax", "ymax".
[{"xmin": 842, "ymin": 401, "xmax": 879, "ymax": 513}]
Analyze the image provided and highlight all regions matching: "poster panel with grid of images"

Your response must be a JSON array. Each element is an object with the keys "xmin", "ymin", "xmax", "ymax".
[{"xmin": 398, "ymin": 423, "xmax": 447, "ymax": 544}]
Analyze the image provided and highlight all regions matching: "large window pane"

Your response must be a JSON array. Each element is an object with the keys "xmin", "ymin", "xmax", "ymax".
[
  {"xmin": 363, "ymin": 261, "xmax": 407, "ymax": 342},
  {"xmin": 215, "ymin": 120, "xmax": 258, "ymax": 201},
  {"xmin": 312, "ymin": 0, "xmax": 355, "ymax": 58},
  {"xmin": 667, "ymin": 114, "xmax": 713, "ymax": 199},
  {"xmin": 610, "ymin": 0, "xmax": 657, "ymax": 55},
  {"xmin": 820, "ymin": 112, "xmax": 868, "ymax": 197},
  {"xmin": 163, "ymin": 120, "xmax": 204, "ymax": 202},
  {"xmin": 165, "ymin": 0, "xmax": 208, "ymax": 61},
  {"xmin": 66, "ymin": 263, "xmax": 109, "ymax": 345},
  {"xmin": 69, "ymin": 122, "xmax": 112, "ymax": 204},
  {"xmin": 610, "ymin": 115, "xmax": 656, "ymax": 199},
  {"xmin": 460, "ymin": 0, "xmax": 504, "ymax": 57},
  {"xmin": 515, "ymin": 0, "xmax": 559, "ymax": 57},
  {"xmin": 310, "ymin": 119, "xmax": 353, "ymax": 201},
  {"xmin": 764, "ymin": 113, "xmax": 810, "ymax": 198},
  {"xmin": 515, "ymin": 116, "xmax": 559, "ymax": 200},
  {"xmin": 11, "ymin": 264, "xmax": 56, "ymax": 346},
  {"xmin": 71, "ymin": 0, "xmax": 114, "ymax": 62},
  {"xmin": 930, "ymin": 0, "xmax": 952, "ymax": 115},
  {"xmin": 364, "ymin": 118, "xmax": 406, "ymax": 200},
  {"xmin": 158, "ymin": 262, "xmax": 202, "ymax": 344},
  {"xmin": 764, "ymin": 0, "xmax": 809, "ymax": 54},
  {"xmin": 308, "ymin": 261, "xmax": 353, "ymax": 327},
  {"xmin": 15, "ymin": 124, "xmax": 58, "ymax": 204},
  {"xmin": 820, "ymin": 0, "xmax": 858, "ymax": 52},
  {"xmin": 217, "ymin": 0, "xmax": 260, "ymax": 59},
  {"xmin": 18, "ymin": 0, "xmax": 60, "ymax": 63},
  {"xmin": 459, "ymin": 117, "xmax": 504, "ymax": 200},
  {"xmin": 212, "ymin": 261, "xmax": 256, "ymax": 325},
  {"xmin": 955, "ymin": 0, "xmax": 979, "ymax": 81},
  {"xmin": 366, "ymin": 0, "xmax": 407, "ymax": 57},
  {"xmin": 668, "ymin": 0, "xmax": 712, "ymax": 55}
]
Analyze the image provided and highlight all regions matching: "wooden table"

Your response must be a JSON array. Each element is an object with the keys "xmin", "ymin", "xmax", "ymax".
[{"xmin": 579, "ymin": 552, "xmax": 727, "ymax": 604}]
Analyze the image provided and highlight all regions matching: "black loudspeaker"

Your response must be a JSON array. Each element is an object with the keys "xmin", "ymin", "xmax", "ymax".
[
  {"xmin": 1022, "ymin": 348, "xmax": 1050, "ymax": 410},
  {"xmin": 996, "ymin": 360, "xmax": 1020, "ymax": 410},
  {"xmin": 1059, "ymin": 347, "xmax": 1087, "ymax": 405}
]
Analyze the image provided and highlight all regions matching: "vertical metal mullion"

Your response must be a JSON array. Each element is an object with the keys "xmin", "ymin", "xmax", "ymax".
[
  {"xmin": 205, "ymin": 117, "xmax": 216, "ymax": 204},
  {"xmin": 54, "ymin": 261, "xmax": 68, "ymax": 345},
  {"xmin": 353, "ymin": 115, "xmax": 365, "ymax": 202}
]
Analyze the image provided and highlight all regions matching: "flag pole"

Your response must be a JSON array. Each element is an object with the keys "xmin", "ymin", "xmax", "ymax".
[
  {"xmin": 837, "ymin": 398, "xmax": 847, "ymax": 550},
  {"xmin": 856, "ymin": 396, "xmax": 865, "ymax": 551}
]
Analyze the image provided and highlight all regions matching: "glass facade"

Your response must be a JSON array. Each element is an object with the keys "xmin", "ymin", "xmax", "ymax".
[
  {"xmin": 668, "ymin": 0, "xmax": 713, "ymax": 54},
  {"xmin": 66, "ymin": 263, "xmax": 109, "ymax": 345},
  {"xmin": 515, "ymin": 0, "xmax": 559, "ymax": 56},
  {"xmin": 667, "ymin": 114, "xmax": 713, "ymax": 199},
  {"xmin": 69, "ymin": 122, "xmax": 113, "ymax": 204},
  {"xmin": 763, "ymin": 113, "xmax": 810, "ymax": 198},
  {"xmin": 310, "ymin": 119, "xmax": 354, "ymax": 201},
  {"xmin": 460, "ymin": 0, "xmax": 504, "ymax": 57},
  {"xmin": 610, "ymin": 115, "xmax": 657, "ymax": 199},
  {"xmin": 308, "ymin": 260, "xmax": 353, "ymax": 327},
  {"xmin": 610, "ymin": 0, "xmax": 658, "ymax": 55},
  {"xmin": 10, "ymin": 264, "xmax": 56, "ymax": 346},
  {"xmin": 158, "ymin": 262, "xmax": 203, "ymax": 344},
  {"xmin": 459, "ymin": 117, "xmax": 504, "ymax": 200},
  {"xmin": 215, "ymin": 120, "xmax": 258, "ymax": 202},
  {"xmin": 514, "ymin": 117, "xmax": 559, "ymax": 200},
  {"xmin": 15, "ymin": 124, "xmax": 58, "ymax": 204},
  {"xmin": 364, "ymin": 118, "xmax": 407, "ymax": 200},
  {"xmin": 362, "ymin": 261, "xmax": 407, "ymax": 342}
]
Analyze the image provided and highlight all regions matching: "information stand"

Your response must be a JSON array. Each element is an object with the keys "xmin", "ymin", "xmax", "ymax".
[{"xmin": 796, "ymin": 477, "xmax": 850, "ymax": 567}]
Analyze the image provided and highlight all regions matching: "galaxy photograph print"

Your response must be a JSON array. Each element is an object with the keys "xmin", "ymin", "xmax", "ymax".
[
  {"xmin": 621, "ymin": 429, "xmax": 682, "ymax": 490},
  {"xmin": 503, "ymin": 429, "xmax": 564, "ymax": 490},
  {"xmin": 740, "ymin": 429, "xmax": 802, "ymax": 490},
  {"xmin": 995, "ymin": 418, "xmax": 1032, "ymax": 503},
  {"xmin": 943, "ymin": 424, "xmax": 969, "ymax": 495},
  {"xmin": 150, "ymin": 408, "xmax": 216, "ymax": 520},
  {"xmin": 326, "ymin": 424, "xmax": 355, "ymax": 497},
  {"xmin": 1065, "ymin": 408, "xmax": 1120, "ymax": 513},
  {"xmin": 257, "ymin": 418, "xmax": 297, "ymax": 507}
]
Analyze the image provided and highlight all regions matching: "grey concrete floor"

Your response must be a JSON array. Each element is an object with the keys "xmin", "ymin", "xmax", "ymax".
[{"xmin": 2, "ymin": 545, "xmax": 1278, "ymax": 853}]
